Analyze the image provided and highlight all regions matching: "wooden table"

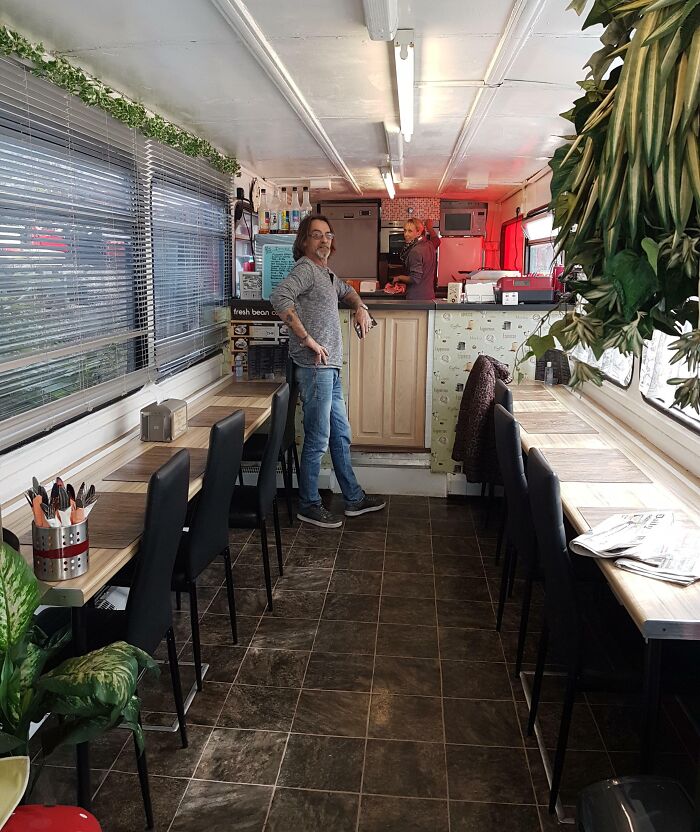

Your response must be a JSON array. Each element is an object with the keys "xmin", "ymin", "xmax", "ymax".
[
  {"xmin": 2, "ymin": 376, "xmax": 278, "ymax": 608},
  {"xmin": 1, "ymin": 375, "xmax": 279, "ymax": 811},
  {"xmin": 513, "ymin": 382, "xmax": 700, "ymax": 770}
]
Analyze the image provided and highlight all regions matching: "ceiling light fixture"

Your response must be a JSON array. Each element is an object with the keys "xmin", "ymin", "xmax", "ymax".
[
  {"xmin": 362, "ymin": 0, "xmax": 398, "ymax": 40},
  {"xmin": 394, "ymin": 29, "xmax": 415, "ymax": 143},
  {"xmin": 380, "ymin": 167, "xmax": 396, "ymax": 199},
  {"xmin": 383, "ymin": 122, "xmax": 404, "ymax": 183}
]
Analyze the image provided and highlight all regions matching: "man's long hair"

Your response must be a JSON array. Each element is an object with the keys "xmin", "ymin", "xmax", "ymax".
[{"xmin": 293, "ymin": 214, "xmax": 337, "ymax": 261}]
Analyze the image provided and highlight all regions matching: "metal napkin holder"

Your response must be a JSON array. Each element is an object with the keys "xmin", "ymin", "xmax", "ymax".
[{"xmin": 32, "ymin": 520, "xmax": 89, "ymax": 581}]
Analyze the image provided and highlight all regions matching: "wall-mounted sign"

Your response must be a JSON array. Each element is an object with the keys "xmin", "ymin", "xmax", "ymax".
[{"xmin": 262, "ymin": 244, "xmax": 295, "ymax": 300}]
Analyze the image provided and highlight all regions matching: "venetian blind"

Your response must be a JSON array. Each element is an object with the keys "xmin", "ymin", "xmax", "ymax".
[{"xmin": 150, "ymin": 144, "xmax": 231, "ymax": 378}]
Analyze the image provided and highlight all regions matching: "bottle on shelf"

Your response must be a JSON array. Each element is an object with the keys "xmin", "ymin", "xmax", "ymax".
[
  {"xmin": 301, "ymin": 186, "xmax": 312, "ymax": 219},
  {"xmin": 544, "ymin": 361, "xmax": 555, "ymax": 386},
  {"xmin": 290, "ymin": 186, "xmax": 301, "ymax": 231},
  {"xmin": 269, "ymin": 188, "xmax": 280, "ymax": 234},
  {"xmin": 257, "ymin": 188, "xmax": 270, "ymax": 234},
  {"xmin": 279, "ymin": 187, "xmax": 290, "ymax": 233}
]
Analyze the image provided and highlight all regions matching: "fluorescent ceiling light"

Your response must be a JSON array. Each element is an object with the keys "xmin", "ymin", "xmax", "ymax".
[
  {"xmin": 380, "ymin": 167, "xmax": 396, "ymax": 199},
  {"xmin": 383, "ymin": 122, "xmax": 404, "ymax": 183},
  {"xmin": 363, "ymin": 0, "xmax": 398, "ymax": 40},
  {"xmin": 394, "ymin": 30, "xmax": 414, "ymax": 143}
]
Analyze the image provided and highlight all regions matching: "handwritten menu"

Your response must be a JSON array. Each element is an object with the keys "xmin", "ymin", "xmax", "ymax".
[{"xmin": 262, "ymin": 244, "xmax": 295, "ymax": 300}]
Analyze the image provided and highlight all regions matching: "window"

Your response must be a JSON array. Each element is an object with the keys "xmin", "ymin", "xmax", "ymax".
[
  {"xmin": 522, "ymin": 211, "xmax": 562, "ymax": 275},
  {"xmin": 151, "ymin": 162, "xmax": 231, "ymax": 377},
  {"xmin": 0, "ymin": 58, "xmax": 149, "ymax": 450},
  {"xmin": 569, "ymin": 344, "xmax": 634, "ymax": 387},
  {"xmin": 0, "ymin": 56, "xmax": 233, "ymax": 451},
  {"xmin": 640, "ymin": 328, "xmax": 700, "ymax": 429}
]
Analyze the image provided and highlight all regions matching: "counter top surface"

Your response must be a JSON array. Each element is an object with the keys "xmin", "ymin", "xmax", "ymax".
[{"xmin": 359, "ymin": 293, "xmax": 561, "ymax": 312}]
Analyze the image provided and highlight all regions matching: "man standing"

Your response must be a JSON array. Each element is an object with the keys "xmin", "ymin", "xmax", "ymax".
[{"xmin": 270, "ymin": 214, "xmax": 386, "ymax": 528}]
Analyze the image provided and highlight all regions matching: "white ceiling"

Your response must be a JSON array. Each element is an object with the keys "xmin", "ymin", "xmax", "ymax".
[{"xmin": 0, "ymin": 0, "xmax": 601, "ymax": 201}]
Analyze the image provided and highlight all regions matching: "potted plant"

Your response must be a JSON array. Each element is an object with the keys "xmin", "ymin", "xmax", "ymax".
[
  {"xmin": 0, "ymin": 536, "xmax": 156, "ymax": 782},
  {"xmin": 522, "ymin": 0, "xmax": 699, "ymax": 411}
]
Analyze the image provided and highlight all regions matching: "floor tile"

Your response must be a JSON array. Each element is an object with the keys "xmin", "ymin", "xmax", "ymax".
[
  {"xmin": 372, "ymin": 656, "xmax": 442, "ymax": 696},
  {"xmin": 285, "ymin": 545, "xmax": 338, "ymax": 568},
  {"xmin": 199, "ymin": 613, "xmax": 259, "ymax": 647},
  {"xmin": 376, "ymin": 623, "xmax": 439, "ymax": 658},
  {"xmin": 169, "ymin": 781, "xmax": 271, "ymax": 832},
  {"xmin": 385, "ymin": 532, "xmax": 432, "ymax": 553},
  {"xmin": 274, "ymin": 567, "xmax": 332, "ymax": 593},
  {"xmin": 450, "ymin": 800, "xmax": 541, "ymax": 832},
  {"xmin": 433, "ymin": 554, "xmax": 485, "ymax": 577},
  {"xmin": 439, "ymin": 627, "xmax": 504, "ymax": 662},
  {"xmin": 233, "ymin": 562, "xmax": 274, "ymax": 589},
  {"xmin": 278, "ymin": 734, "xmax": 365, "ymax": 791},
  {"xmin": 363, "ymin": 739, "xmax": 447, "ymax": 798},
  {"xmin": 437, "ymin": 599, "xmax": 495, "ymax": 629},
  {"xmin": 251, "ymin": 617, "xmax": 318, "ymax": 650},
  {"xmin": 432, "ymin": 535, "xmax": 480, "ymax": 556},
  {"xmin": 340, "ymin": 530, "xmax": 388, "ymax": 550},
  {"xmin": 444, "ymin": 699, "xmax": 521, "ymax": 746},
  {"xmin": 313, "ymin": 620, "xmax": 377, "ymax": 654},
  {"xmin": 115, "ymin": 726, "xmax": 211, "ymax": 779},
  {"xmin": 435, "ymin": 575, "xmax": 491, "ymax": 602},
  {"xmin": 91, "ymin": 771, "xmax": 187, "ymax": 832},
  {"xmin": 446, "ymin": 745, "xmax": 534, "ymax": 803},
  {"xmin": 328, "ymin": 569, "xmax": 383, "ymax": 595},
  {"xmin": 369, "ymin": 693, "xmax": 444, "ymax": 742},
  {"xmin": 303, "ymin": 652, "xmax": 374, "ymax": 692},
  {"xmin": 236, "ymin": 648, "xmax": 310, "ymax": 688},
  {"xmin": 217, "ymin": 684, "xmax": 299, "ymax": 731},
  {"xmin": 358, "ymin": 795, "xmax": 449, "ymax": 832},
  {"xmin": 266, "ymin": 788, "xmax": 359, "ymax": 832},
  {"xmin": 322, "ymin": 592, "xmax": 380, "ymax": 622},
  {"xmin": 383, "ymin": 552, "xmax": 434, "ymax": 574},
  {"xmin": 441, "ymin": 660, "xmax": 513, "ymax": 700},
  {"xmin": 381, "ymin": 572, "xmax": 435, "ymax": 599},
  {"xmin": 387, "ymin": 516, "xmax": 432, "ymax": 535},
  {"xmin": 266, "ymin": 590, "xmax": 326, "ymax": 619},
  {"xmin": 194, "ymin": 728, "xmax": 286, "ymax": 784},
  {"xmin": 334, "ymin": 548, "xmax": 385, "ymax": 571},
  {"xmin": 379, "ymin": 596, "xmax": 437, "ymax": 626},
  {"xmin": 292, "ymin": 689, "xmax": 370, "ymax": 736}
]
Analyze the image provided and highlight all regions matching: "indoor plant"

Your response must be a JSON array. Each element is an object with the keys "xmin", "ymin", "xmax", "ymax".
[
  {"xmin": 0, "ymin": 537, "xmax": 156, "ymax": 763},
  {"xmin": 523, "ymin": 0, "xmax": 700, "ymax": 411}
]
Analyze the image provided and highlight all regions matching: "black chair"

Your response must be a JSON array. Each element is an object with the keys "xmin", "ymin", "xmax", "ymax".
[
  {"xmin": 36, "ymin": 449, "xmax": 191, "ymax": 828},
  {"xmin": 240, "ymin": 366, "xmax": 300, "ymax": 524},
  {"xmin": 526, "ymin": 448, "xmax": 641, "ymax": 813},
  {"xmin": 229, "ymin": 384, "xmax": 290, "ymax": 611},
  {"xmin": 2, "ymin": 527, "xmax": 20, "ymax": 552},
  {"xmin": 172, "ymin": 411, "xmax": 245, "ymax": 691},
  {"xmin": 493, "ymin": 405, "xmax": 540, "ymax": 678},
  {"xmin": 493, "ymin": 380, "xmax": 513, "ymax": 559}
]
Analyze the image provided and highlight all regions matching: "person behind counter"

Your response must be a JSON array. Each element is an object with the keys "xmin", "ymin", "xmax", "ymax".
[
  {"xmin": 391, "ymin": 218, "xmax": 437, "ymax": 301},
  {"xmin": 270, "ymin": 214, "xmax": 386, "ymax": 529}
]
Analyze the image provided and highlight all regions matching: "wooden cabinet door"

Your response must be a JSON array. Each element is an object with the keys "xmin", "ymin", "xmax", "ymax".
[{"xmin": 349, "ymin": 310, "xmax": 427, "ymax": 448}]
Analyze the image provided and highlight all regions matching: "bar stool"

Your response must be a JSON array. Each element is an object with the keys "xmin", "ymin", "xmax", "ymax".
[{"xmin": 493, "ymin": 379, "xmax": 512, "ymax": 560}]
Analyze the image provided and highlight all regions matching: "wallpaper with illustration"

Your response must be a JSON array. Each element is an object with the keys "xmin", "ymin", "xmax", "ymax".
[{"xmin": 430, "ymin": 309, "xmax": 564, "ymax": 473}]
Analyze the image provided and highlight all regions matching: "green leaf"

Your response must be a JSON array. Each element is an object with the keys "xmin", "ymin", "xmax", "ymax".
[
  {"xmin": 0, "ymin": 729, "xmax": 24, "ymax": 753},
  {"xmin": 605, "ymin": 250, "xmax": 659, "ymax": 320},
  {"xmin": 0, "ymin": 542, "xmax": 40, "ymax": 653},
  {"xmin": 525, "ymin": 333, "xmax": 556, "ymax": 358},
  {"xmin": 641, "ymin": 238, "xmax": 660, "ymax": 273}
]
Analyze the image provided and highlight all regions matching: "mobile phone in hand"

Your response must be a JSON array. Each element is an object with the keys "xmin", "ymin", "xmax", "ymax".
[{"xmin": 354, "ymin": 314, "xmax": 377, "ymax": 339}]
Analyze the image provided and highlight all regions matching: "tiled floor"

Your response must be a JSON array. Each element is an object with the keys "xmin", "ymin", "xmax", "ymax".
[{"xmin": 31, "ymin": 494, "xmax": 695, "ymax": 831}]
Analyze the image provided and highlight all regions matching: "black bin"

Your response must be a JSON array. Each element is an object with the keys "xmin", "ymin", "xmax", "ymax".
[{"xmin": 577, "ymin": 777, "xmax": 693, "ymax": 831}]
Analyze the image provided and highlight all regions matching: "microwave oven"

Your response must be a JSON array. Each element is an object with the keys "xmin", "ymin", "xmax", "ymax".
[{"xmin": 440, "ymin": 201, "xmax": 488, "ymax": 237}]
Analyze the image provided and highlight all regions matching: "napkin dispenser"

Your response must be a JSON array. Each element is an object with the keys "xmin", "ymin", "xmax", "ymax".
[{"xmin": 140, "ymin": 399, "xmax": 188, "ymax": 442}]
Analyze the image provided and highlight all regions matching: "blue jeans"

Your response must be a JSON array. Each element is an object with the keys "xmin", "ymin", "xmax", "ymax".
[{"xmin": 295, "ymin": 365, "xmax": 364, "ymax": 510}]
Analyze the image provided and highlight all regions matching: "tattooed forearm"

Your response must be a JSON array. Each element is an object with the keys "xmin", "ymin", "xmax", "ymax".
[{"xmin": 279, "ymin": 307, "xmax": 307, "ymax": 339}]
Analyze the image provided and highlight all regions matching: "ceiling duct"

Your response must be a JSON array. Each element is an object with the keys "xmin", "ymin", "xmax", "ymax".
[
  {"xmin": 383, "ymin": 122, "xmax": 404, "ymax": 184},
  {"xmin": 362, "ymin": 0, "xmax": 398, "ymax": 41}
]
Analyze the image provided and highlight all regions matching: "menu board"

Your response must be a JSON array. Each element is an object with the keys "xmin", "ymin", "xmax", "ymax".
[{"xmin": 262, "ymin": 244, "xmax": 295, "ymax": 300}]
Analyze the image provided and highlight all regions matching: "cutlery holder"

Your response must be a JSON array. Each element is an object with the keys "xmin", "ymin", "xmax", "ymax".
[{"xmin": 32, "ymin": 521, "xmax": 89, "ymax": 581}]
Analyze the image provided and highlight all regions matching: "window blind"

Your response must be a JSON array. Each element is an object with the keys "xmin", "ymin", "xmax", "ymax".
[
  {"xmin": 0, "ymin": 56, "xmax": 233, "ymax": 451},
  {"xmin": 150, "ymin": 145, "xmax": 231, "ymax": 378}
]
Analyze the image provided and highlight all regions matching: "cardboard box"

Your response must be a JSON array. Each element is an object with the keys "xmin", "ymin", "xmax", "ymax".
[{"xmin": 447, "ymin": 282, "xmax": 463, "ymax": 303}]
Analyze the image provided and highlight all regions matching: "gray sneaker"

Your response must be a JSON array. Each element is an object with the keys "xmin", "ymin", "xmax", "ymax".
[
  {"xmin": 297, "ymin": 504, "xmax": 343, "ymax": 528},
  {"xmin": 344, "ymin": 494, "xmax": 387, "ymax": 517}
]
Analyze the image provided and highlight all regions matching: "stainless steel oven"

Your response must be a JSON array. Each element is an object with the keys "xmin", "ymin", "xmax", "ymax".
[{"xmin": 380, "ymin": 220, "xmax": 404, "ymax": 254}]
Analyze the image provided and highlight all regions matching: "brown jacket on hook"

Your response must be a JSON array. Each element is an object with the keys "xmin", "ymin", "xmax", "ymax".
[{"xmin": 452, "ymin": 354, "xmax": 512, "ymax": 484}]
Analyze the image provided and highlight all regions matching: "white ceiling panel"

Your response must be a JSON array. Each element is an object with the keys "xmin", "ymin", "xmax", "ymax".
[
  {"xmin": 417, "ymin": 86, "xmax": 480, "ymax": 122},
  {"xmin": 321, "ymin": 119, "xmax": 388, "ymax": 163},
  {"xmin": 489, "ymin": 84, "xmax": 579, "ymax": 119},
  {"xmin": 246, "ymin": 0, "xmax": 368, "ymax": 37},
  {"xmin": 507, "ymin": 34, "xmax": 597, "ymax": 84},
  {"xmin": 454, "ymin": 154, "xmax": 550, "ymax": 184},
  {"xmin": 398, "ymin": 0, "xmax": 515, "ymax": 35},
  {"xmin": 534, "ymin": 0, "xmax": 603, "ymax": 36},
  {"xmin": 417, "ymin": 35, "xmax": 499, "ymax": 82}
]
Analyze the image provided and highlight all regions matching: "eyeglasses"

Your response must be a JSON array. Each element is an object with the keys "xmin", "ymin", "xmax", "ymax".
[{"xmin": 309, "ymin": 231, "xmax": 335, "ymax": 241}]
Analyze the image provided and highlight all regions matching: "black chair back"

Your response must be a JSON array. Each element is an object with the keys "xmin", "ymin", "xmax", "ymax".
[
  {"xmin": 186, "ymin": 411, "xmax": 245, "ymax": 578},
  {"xmin": 494, "ymin": 379, "xmax": 513, "ymax": 413},
  {"xmin": 126, "ymin": 449, "xmax": 190, "ymax": 654},
  {"xmin": 2, "ymin": 528, "xmax": 20, "ymax": 552},
  {"xmin": 494, "ymin": 405, "xmax": 535, "ymax": 561},
  {"xmin": 257, "ymin": 384, "xmax": 290, "ymax": 516},
  {"xmin": 282, "ymin": 374, "xmax": 299, "ymax": 452},
  {"xmin": 526, "ymin": 449, "xmax": 581, "ymax": 666}
]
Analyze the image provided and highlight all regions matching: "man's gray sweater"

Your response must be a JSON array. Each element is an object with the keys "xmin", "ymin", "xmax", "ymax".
[{"xmin": 270, "ymin": 256, "xmax": 352, "ymax": 369}]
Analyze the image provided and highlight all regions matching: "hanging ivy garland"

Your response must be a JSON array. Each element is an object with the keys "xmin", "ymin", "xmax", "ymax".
[
  {"xmin": 0, "ymin": 25, "xmax": 240, "ymax": 176},
  {"xmin": 517, "ymin": 0, "xmax": 700, "ymax": 413}
]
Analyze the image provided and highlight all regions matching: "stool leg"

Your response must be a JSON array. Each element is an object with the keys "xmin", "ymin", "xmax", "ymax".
[
  {"xmin": 134, "ymin": 714, "xmax": 154, "ymax": 829},
  {"xmin": 188, "ymin": 582, "xmax": 203, "ymax": 692},
  {"xmin": 549, "ymin": 671, "xmax": 577, "ymax": 813},
  {"xmin": 292, "ymin": 443, "xmax": 301, "ymax": 482},
  {"xmin": 272, "ymin": 498, "xmax": 284, "ymax": 575},
  {"xmin": 527, "ymin": 622, "xmax": 549, "ymax": 732},
  {"xmin": 280, "ymin": 452, "xmax": 294, "ymax": 525},
  {"xmin": 495, "ymin": 540, "xmax": 513, "ymax": 632},
  {"xmin": 515, "ymin": 566, "xmax": 535, "ymax": 677}
]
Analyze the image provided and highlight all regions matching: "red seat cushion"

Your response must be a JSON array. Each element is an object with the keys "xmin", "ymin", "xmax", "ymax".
[{"xmin": 3, "ymin": 805, "xmax": 101, "ymax": 831}]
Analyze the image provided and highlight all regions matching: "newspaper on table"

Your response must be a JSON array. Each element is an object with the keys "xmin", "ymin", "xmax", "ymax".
[{"xmin": 569, "ymin": 512, "xmax": 700, "ymax": 586}]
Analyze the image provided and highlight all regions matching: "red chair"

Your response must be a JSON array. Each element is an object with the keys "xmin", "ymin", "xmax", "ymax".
[{"xmin": 3, "ymin": 805, "xmax": 101, "ymax": 831}]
